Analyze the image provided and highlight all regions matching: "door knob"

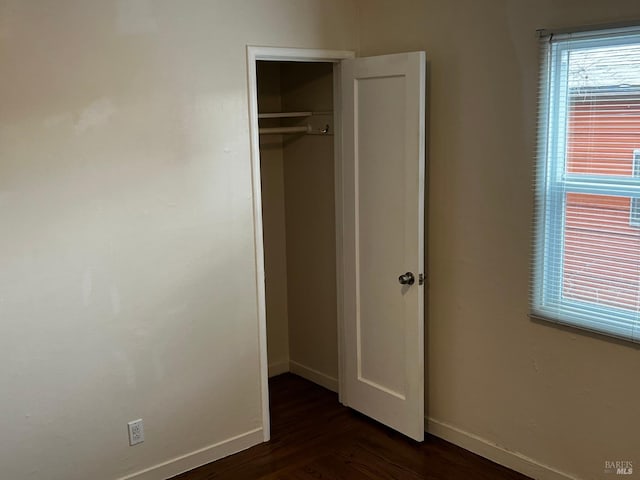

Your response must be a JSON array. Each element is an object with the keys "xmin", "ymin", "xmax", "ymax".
[{"xmin": 398, "ymin": 272, "xmax": 415, "ymax": 286}]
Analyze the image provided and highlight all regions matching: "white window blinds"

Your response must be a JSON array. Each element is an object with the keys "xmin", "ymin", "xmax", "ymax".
[{"xmin": 532, "ymin": 25, "xmax": 640, "ymax": 342}]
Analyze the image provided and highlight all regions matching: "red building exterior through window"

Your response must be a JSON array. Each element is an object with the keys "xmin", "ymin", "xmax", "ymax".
[{"xmin": 563, "ymin": 88, "xmax": 640, "ymax": 312}]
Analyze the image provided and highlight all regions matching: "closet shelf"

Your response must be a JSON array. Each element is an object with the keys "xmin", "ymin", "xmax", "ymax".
[
  {"xmin": 258, "ymin": 111, "xmax": 312, "ymax": 119},
  {"xmin": 259, "ymin": 125, "xmax": 311, "ymax": 135},
  {"xmin": 258, "ymin": 111, "xmax": 333, "ymax": 136}
]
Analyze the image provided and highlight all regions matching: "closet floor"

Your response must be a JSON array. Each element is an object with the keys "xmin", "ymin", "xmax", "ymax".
[{"xmin": 173, "ymin": 373, "xmax": 530, "ymax": 480}]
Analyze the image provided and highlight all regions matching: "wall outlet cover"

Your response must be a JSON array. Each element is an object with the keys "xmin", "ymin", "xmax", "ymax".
[{"xmin": 128, "ymin": 419, "xmax": 144, "ymax": 446}]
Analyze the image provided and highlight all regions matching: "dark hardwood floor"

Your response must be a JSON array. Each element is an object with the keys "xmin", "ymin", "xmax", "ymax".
[{"xmin": 173, "ymin": 374, "xmax": 530, "ymax": 480}]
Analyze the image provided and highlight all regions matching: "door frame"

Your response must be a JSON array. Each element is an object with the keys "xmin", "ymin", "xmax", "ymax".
[{"xmin": 246, "ymin": 46, "xmax": 355, "ymax": 442}]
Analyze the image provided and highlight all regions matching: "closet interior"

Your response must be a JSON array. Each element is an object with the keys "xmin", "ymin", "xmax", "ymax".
[{"xmin": 257, "ymin": 60, "xmax": 339, "ymax": 395}]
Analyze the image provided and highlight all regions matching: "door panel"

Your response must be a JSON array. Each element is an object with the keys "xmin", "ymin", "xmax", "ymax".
[{"xmin": 341, "ymin": 52, "xmax": 425, "ymax": 441}]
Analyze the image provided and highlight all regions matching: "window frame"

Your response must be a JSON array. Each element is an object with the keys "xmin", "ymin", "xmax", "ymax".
[{"xmin": 532, "ymin": 27, "xmax": 640, "ymax": 343}]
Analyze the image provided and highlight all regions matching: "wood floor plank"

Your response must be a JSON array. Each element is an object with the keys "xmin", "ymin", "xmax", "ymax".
[{"xmin": 172, "ymin": 374, "xmax": 531, "ymax": 480}]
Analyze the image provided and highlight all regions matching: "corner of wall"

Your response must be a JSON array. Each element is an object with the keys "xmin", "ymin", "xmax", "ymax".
[{"xmin": 425, "ymin": 417, "xmax": 579, "ymax": 480}]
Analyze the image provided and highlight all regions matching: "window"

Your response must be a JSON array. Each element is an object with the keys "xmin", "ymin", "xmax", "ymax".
[{"xmin": 532, "ymin": 25, "xmax": 640, "ymax": 342}]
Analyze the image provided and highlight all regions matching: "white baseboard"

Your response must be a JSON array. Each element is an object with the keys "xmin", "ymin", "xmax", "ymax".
[
  {"xmin": 118, "ymin": 427, "xmax": 263, "ymax": 480},
  {"xmin": 289, "ymin": 360, "xmax": 339, "ymax": 392},
  {"xmin": 426, "ymin": 417, "xmax": 579, "ymax": 480},
  {"xmin": 268, "ymin": 360, "xmax": 290, "ymax": 377}
]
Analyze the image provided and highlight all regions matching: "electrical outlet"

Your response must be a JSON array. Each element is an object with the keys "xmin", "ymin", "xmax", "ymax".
[{"xmin": 128, "ymin": 419, "xmax": 144, "ymax": 446}]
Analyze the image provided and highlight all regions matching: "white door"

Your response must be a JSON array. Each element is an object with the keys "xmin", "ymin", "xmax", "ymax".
[{"xmin": 341, "ymin": 52, "xmax": 425, "ymax": 441}]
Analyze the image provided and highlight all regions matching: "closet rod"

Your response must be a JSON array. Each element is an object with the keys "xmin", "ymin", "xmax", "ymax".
[{"xmin": 259, "ymin": 125, "xmax": 311, "ymax": 135}]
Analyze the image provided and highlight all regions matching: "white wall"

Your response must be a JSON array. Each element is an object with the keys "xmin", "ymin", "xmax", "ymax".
[
  {"xmin": 0, "ymin": 1, "xmax": 357, "ymax": 479},
  {"xmin": 357, "ymin": 1, "xmax": 640, "ymax": 479}
]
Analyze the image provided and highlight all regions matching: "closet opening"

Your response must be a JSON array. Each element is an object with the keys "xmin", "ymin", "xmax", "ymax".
[
  {"xmin": 256, "ymin": 59, "xmax": 341, "ymax": 432},
  {"xmin": 250, "ymin": 47, "xmax": 426, "ymax": 442}
]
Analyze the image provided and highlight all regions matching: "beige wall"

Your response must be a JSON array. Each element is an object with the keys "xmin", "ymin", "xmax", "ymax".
[
  {"xmin": 0, "ymin": 1, "xmax": 356, "ymax": 479},
  {"xmin": 281, "ymin": 63, "xmax": 338, "ymax": 381},
  {"xmin": 357, "ymin": 1, "xmax": 640, "ymax": 479},
  {"xmin": 257, "ymin": 62, "xmax": 290, "ymax": 374},
  {"xmin": 4, "ymin": 1, "xmax": 640, "ymax": 478}
]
